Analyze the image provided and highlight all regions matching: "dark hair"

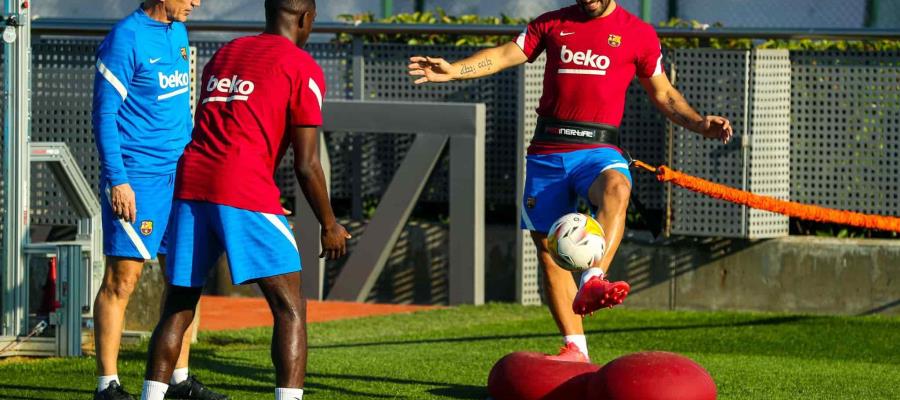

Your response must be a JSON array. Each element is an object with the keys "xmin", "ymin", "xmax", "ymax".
[{"xmin": 264, "ymin": 0, "xmax": 315, "ymax": 22}]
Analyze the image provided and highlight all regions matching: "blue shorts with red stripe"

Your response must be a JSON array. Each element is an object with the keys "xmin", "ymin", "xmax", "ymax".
[
  {"xmin": 521, "ymin": 147, "xmax": 632, "ymax": 233},
  {"xmin": 166, "ymin": 200, "xmax": 302, "ymax": 287}
]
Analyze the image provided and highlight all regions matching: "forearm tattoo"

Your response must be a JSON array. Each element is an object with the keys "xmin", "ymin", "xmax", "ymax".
[{"xmin": 458, "ymin": 57, "xmax": 494, "ymax": 78}]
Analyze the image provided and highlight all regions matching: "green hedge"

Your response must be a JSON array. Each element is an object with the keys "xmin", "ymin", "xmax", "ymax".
[
  {"xmin": 337, "ymin": 9, "xmax": 900, "ymax": 51},
  {"xmin": 657, "ymin": 18, "xmax": 900, "ymax": 51},
  {"xmin": 336, "ymin": 9, "xmax": 527, "ymax": 46}
]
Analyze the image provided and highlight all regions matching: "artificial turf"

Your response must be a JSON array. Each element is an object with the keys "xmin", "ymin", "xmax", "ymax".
[{"xmin": 0, "ymin": 304, "xmax": 898, "ymax": 399}]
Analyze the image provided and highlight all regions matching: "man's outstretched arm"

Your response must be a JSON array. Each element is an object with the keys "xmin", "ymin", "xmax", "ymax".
[
  {"xmin": 639, "ymin": 74, "xmax": 734, "ymax": 144},
  {"xmin": 408, "ymin": 41, "xmax": 529, "ymax": 84}
]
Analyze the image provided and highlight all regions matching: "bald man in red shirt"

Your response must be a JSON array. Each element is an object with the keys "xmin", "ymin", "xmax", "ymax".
[{"xmin": 409, "ymin": 0, "xmax": 732, "ymax": 362}]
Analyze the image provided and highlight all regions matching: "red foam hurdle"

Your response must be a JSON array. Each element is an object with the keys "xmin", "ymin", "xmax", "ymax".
[
  {"xmin": 590, "ymin": 351, "xmax": 717, "ymax": 400},
  {"xmin": 488, "ymin": 351, "xmax": 601, "ymax": 400},
  {"xmin": 488, "ymin": 351, "xmax": 716, "ymax": 400}
]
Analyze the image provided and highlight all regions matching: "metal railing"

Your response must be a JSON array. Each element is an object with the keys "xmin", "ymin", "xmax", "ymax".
[
  {"xmin": 30, "ymin": 18, "xmax": 900, "ymax": 40},
  {"xmin": 311, "ymin": 100, "xmax": 486, "ymax": 305}
]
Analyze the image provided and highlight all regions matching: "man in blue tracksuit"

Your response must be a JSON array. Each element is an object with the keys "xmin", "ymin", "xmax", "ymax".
[{"xmin": 91, "ymin": 1, "xmax": 225, "ymax": 399}]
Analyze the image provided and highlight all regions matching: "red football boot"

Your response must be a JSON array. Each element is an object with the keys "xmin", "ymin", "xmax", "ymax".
[
  {"xmin": 544, "ymin": 342, "xmax": 590, "ymax": 363},
  {"xmin": 572, "ymin": 276, "xmax": 630, "ymax": 315}
]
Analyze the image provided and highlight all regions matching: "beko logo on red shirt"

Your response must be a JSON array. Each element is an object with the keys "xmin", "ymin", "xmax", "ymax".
[
  {"xmin": 559, "ymin": 45, "xmax": 611, "ymax": 76},
  {"xmin": 201, "ymin": 75, "xmax": 256, "ymax": 104}
]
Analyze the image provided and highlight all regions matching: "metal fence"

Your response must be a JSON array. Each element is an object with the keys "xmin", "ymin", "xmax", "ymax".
[
  {"xmin": 667, "ymin": 49, "xmax": 792, "ymax": 238},
  {"xmin": 790, "ymin": 51, "xmax": 900, "ymax": 214},
  {"xmin": 674, "ymin": 0, "xmax": 869, "ymax": 29},
  {"xmin": 2, "ymin": 22, "xmax": 899, "ymax": 306}
]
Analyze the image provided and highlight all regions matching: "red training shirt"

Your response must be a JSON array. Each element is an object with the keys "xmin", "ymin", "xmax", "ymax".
[
  {"xmin": 175, "ymin": 34, "xmax": 326, "ymax": 214},
  {"xmin": 514, "ymin": 4, "xmax": 664, "ymax": 155}
]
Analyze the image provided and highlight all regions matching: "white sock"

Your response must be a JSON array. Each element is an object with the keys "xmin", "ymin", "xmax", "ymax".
[
  {"xmin": 171, "ymin": 368, "xmax": 189, "ymax": 385},
  {"xmin": 564, "ymin": 335, "xmax": 589, "ymax": 358},
  {"xmin": 98, "ymin": 375, "xmax": 119, "ymax": 391},
  {"xmin": 276, "ymin": 387, "xmax": 304, "ymax": 400},
  {"xmin": 580, "ymin": 268, "xmax": 605, "ymax": 288},
  {"xmin": 140, "ymin": 380, "xmax": 169, "ymax": 400}
]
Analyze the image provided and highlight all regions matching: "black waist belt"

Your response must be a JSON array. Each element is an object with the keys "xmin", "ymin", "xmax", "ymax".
[{"xmin": 533, "ymin": 117, "xmax": 620, "ymax": 146}]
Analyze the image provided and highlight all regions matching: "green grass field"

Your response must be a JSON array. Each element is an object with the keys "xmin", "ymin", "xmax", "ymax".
[{"xmin": 1, "ymin": 304, "xmax": 898, "ymax": 399}]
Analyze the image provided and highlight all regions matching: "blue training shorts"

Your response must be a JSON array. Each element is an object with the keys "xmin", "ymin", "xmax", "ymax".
[
  {"xmin": 521, "ymin": 147, "xmax": 632, "ymax": 233},
  {"xmin": 166, "ymin": 200, "xmax": 302, "ymax": 287},
  {"xmin": 100, "ymin": 174, "xmax": 175, "ymax": 260}
]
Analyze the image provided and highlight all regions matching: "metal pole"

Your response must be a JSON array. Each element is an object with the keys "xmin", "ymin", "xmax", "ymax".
[
  {"xmin": 448, "ymin": 104, "xmax": 485, "ymax": 305},
  {"xmin": 641, "ymin": 0, "xmax": 652, "ymax": 22},
  {"xmin": 351, "ymin": 35, "xmax": 365, "ymax": 220},
  {"xmin": 381, "ymin": 0, "xmax": 394, "ymax": 18},
  {"xmin": 2, "ymin": 0, "xmax": 32, "ymax": 337},
  {"xmin": 667, "ymin": 0, "xmax": 679, "ymax": 20},
  {"xmin": 865, "ymin": 0, "xmax": 879, "ymax": 28},
  {"xmin": 414, "ymin": 0, "xmax": 426, "ymax": 13},
  {"xmin": 56, "ymin": 245, "xmax": 84, "ymax": 357}
]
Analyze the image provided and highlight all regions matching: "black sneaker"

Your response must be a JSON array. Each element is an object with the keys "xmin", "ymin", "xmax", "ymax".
[
  {"xmin": 165, "ymin": 375, "xmax": 229, "ymax": 400},
  {"xmin": 93, "ymin": 381, "xmax": 136, "ymax": 400}
]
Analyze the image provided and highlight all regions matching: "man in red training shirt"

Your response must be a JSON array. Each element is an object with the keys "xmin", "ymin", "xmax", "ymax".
[
  {"xmin": 409, "ymin": 0, "xmax": 732, "ymax": 363},
  {"xmin": 140, "ymin": 1, "xmax": 349, "ymax": 399}
]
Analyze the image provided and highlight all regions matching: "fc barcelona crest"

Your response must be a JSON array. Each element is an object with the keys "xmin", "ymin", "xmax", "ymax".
[
  {"xmin": 180, "ymin": 47, "xmax": 188, "ymax": 61},
  {"xmin": 140, "ymin": 220, "xmax": 154, "ymax": 236},
  {"xmin": 608, "ymin": 34, "xmax": 622, "ymax": 48}
]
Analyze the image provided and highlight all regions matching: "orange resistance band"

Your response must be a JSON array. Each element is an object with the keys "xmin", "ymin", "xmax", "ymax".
[{"xmin": 631, "ymin": 160, "xmax": 900, "ymax": 233}]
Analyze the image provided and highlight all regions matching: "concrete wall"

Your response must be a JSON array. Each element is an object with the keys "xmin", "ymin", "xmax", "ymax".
[
  {"xmin": 609, "ymin": 235, "xmax": 900, "ymax": 316},
  {"xmin": 123, "ymin": 262, "xmax": 166, "ymax": 332}
]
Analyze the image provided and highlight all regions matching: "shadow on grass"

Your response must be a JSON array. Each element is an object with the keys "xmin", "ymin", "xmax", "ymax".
[
  {"xmin": 308, "ymin": 315, "xmax": 813, "ymax": 350},
  {"xmin": 314, "ymin": 372, "xmax": 485, "ymax": 399},
  {"xmin": 306, "ymin": 372, "xmax": 485, "ymax": 399},
  {"xmin": 155, "ymin": 348, "xmax": 474, "ymax": 398},
  {"xmin": 0, "ymin": 365, "xmax": 484, "ymax": 400},
  {"xmin": 0, "ymin": 383, "xmax": 93, "ymax": 399},
  {"xmin": 427, "ymin": 385, "xmax": 488, "ymax": 399},
  {"xmin": 176, "ymin": 351, "xmax": 488, "ymax": 400}
]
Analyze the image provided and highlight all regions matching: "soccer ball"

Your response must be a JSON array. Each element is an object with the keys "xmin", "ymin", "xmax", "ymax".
[{"xmin": 547, "ymin": 213, "xmax": 606, "ymax": 272}]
